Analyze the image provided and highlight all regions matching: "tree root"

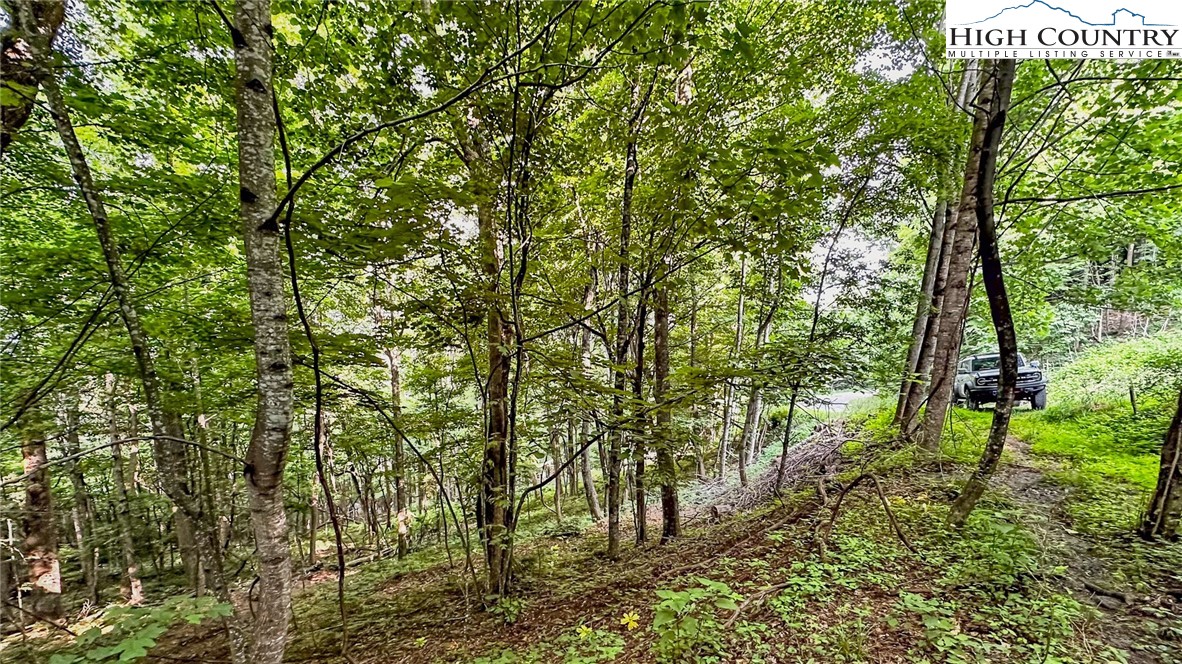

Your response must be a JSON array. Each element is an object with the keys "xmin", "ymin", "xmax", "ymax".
[
  {"xmin": 1083, "ymin": 580, "xmax": 1129, "ymax": 603},
  {"xmin": 724, "ymin": 580, "xmax": 793, "ymax": 628},
  {"xmin": 815, "ymin": 473, "xmax": 918, "ymax": 561}
]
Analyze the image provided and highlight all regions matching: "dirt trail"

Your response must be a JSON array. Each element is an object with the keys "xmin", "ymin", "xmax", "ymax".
[
  {"xmin": 996, "ymin": 437, "xmax": 1109, "ymax": 580},
  {"xmin": 995, "ymin": 435, "xmax": 1180, "ymax": 663}
]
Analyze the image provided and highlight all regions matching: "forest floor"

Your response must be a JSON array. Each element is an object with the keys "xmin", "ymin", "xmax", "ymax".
[
  {"xmin": 11, "ymin": 404, "xmax": 1178, "ymax": 663},
  {"xmin": 147, "ymin": 405, "xmax": 1182, "ymax": 664}
]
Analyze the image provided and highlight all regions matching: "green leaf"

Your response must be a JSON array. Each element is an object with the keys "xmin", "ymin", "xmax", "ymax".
[{"xmin": 713, "ymin": 597, "xmax": 739, "ymax": 611}]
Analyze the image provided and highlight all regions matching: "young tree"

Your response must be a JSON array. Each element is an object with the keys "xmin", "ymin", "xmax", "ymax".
[
  {"xmin": 230, "ymin": 0, "xmax": 295, "ymax": 660},
  {"xmin": 947, "ymin": 59, "xmax": 1019, "ymax": 526},
  {"xmin": 107, "ymin": 375, "xmax": 144, "ymax": 605}
]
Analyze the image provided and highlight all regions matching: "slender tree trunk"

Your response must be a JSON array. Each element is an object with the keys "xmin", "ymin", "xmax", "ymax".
[
  {"xmin": 895, "ymin": 200, "xmax": 948, "ymax": 423},
  {"xmin": 383, "ymin": 348, "xmax": 410, "ymax": 559},
  {"xmin": 63, "ymin": 400, "xmax": 98, "ymax": 604},
  {"xmin": 481, "ymin": 221, "xmax": 511, "ymax": 593},
  {"xmin": 126, "ymin": 405, "xmax": 141, "ymax": 494},
  {"xmin": 718, "ymin": 257, "xmax": 746, "ymax": 480},
  {"xmin": 737, "ymin": 288, "xmax": 775, "ymax": 485},
  {"xmin": 947, "ymin": 59, "xmax": 1018, "ymax": 526},
  {"xmin": 0, "ymin": 515, "xmax": 11, "ymax": 627},
  {"xmin": 688, "ymin": 288, "xmax": 710, "ymax": 479},
  {"xmin": 632, "ymin": 289, "xmax": 648, "ymax": 545},
  {"xmin": 1141, "ymin": 389, "xmax": 1182, "ymax": 540},
  {"xmin": 565, "ymin": 415, "xmax": 579, "ymax": 499},
  {"xmin": 193, "ymin": 363, "xmax": 219, "ymax": 596},
  {"xmin": 307, "ymin": 481, "xmax": 319, "ymax": 566},
  {"xmin": 901, "ymin": 202, "xmax": 957, "ymax": 435},
  {"xmin": 578, "ymin": 269, "xmax": 605, "ymax": 520},
  {"xmin": 232, "ymin": 0, "xmax": 294, "ymax": 660},
  {"xmin": 459, "ymin": 127, "xmax": 513, "ymax": 594},
  {"xmin": 107, "ymin": 375, "xmax": 144, "ymax": 605},
  {"xmin": 608, "ymin": 79, "xmax": 647, "ymax": 558},
  {"xmin": 21, "ymin": 426, "xmax": 62, "ymax": 621},
  {"xmin": 653, "ymin": 274, "xmax": 680, "ymax": 541},
  {"xmin": 732, "ymin": 258, "xmax": 780, "ymax": 486},
  {"xmin": 550, "ymin": 425, "xmax": 563, "ymax": 523}
]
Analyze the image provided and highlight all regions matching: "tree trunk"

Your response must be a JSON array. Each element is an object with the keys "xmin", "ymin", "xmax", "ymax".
[
  {"xmin": 173, "ymin": 470, "xmax": 202, "ymax": 594},
  {"xmin": 384, "ymin": 348, "xmax": 410, "ymax": 559},
  {"xmin": 737, "ymin": 381, "xmax": 762, "ymax": 485},
  {"xmin": 893, "ymin": 63, "xmax": 978, "ymax": 430},
  {"xmin": 1141, "ymin": 389, "xmax": 1182, "ymax": 540},
  {"xmin": 459, "ymin": 126, "xmax": 513, "ymax": 594},
  {"xmin": 898, "ymin": 63, "xmax": 978, "ymax": 435},
  {"xmin": 21, "ymin": 426, "xmax": 62, "ymax": 621},
  {"xmin": 608, "ymin": 79, "xmax": 647, "ymax": 558},
  {"xmin": 107, "ymin": 375, "xmax": 144, "ymax": 605},
  {"xmin": 718, "ymin": 257, "xmax": 747, "ymax": 480},
  {"xmin": 946, "ymin": 59, "xmax": 1018, "ymax": 526},
  {"xmin": 739, "ymin": 260, "xmax": 780, "ymax": 486},
  {"xmin": 565, "ymin": 415, "xmax": 579, "ymax": 500},
  {"xmin": 550, "ymin": 425, "xmax": 563, "ymax": 523},
  {"xmin": 0, "ymin": 0, "xmax": 64, "ymax": 154},
  {"xmin": 578, "ymin": 269, "xmax": 605, "ymax": 520},
  {"xmin": 901, "ymin": 202, "xmax": 957, "ymax": 435},
  {"xmin": 307, "ymin": 481, "xmax": 319, "ymax": 566},
  {"xmin": 232, "ymin": 0, "xmax": 294, "ymax": 661},
  {"xmin": 653, "ymin": 275, "xmax": 680, "ymax": 542},
  {"xmin": 63, "ymin": 400, "xmax": 98, "ymax": 604},
  {"xmin": 632, "ymin": 289, "xmax": 648, "ymax": 545},
  {"xmin": 895, "ymin": 200, "xmax": 948, "ymax": 423},
  {"xmin": 918, "ymin": 62, "xmax": 998, "ymax": 453}
]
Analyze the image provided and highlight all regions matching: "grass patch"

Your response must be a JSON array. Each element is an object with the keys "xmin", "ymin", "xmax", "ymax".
[{"xmin": 1010, "ymin": 404, "xmax": 1163, "ymax": 490}]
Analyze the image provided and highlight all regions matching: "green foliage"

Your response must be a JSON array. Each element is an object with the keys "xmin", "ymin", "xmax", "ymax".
[
  {"xmin": 651, "ymin": 578, "xmax": 742, "ymax": 663},
  {"xmin": 1013, "ymin": 409, "xmax": 1162, "ymax": 488},
  {"xmin": 937, "ymin": 509, "xmax": 1042, "ymax": 588},
  {"xmin": 47, "ymin": 596, "xmax": 231, "ymax": 664},
  {"xmin": 488, "ymin": 596, "xmax": 527, "ymax": 625},
  {"xmin": 886, "ymin": 507, "xmax": 1093, "ymax": 664},
  {"xmin": 1003, "ymin": 332, "xmax": 1180, "ymax": 532},
  {"xmin": 471, "ymin": 627, "xmax": 624, "ymax": 664},
  {"xmin": 1046, "ymin": 331, "xmax": 1182, "ymax": 409}
]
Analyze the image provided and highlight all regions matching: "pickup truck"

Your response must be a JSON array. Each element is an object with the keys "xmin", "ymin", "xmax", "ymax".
[{"xmin": 954, "ymin": 352, "xmax": 1047, "ymax": 410}]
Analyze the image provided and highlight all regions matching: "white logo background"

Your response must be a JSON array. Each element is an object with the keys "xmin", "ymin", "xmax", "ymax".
[
  {"xmin": 945, "ymin": 0, "xmax": 1182, "ymax": 58},
  {"xmin": 947, "ymin": 0, "xmax": 1182, "ymax": 28}
]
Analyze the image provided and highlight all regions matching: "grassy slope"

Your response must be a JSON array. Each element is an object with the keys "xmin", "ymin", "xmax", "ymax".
[
  {"xmin": 10, "ymin": 338, "xmax": 1182, "ymax": 664},
  {"xmin": 270, "ymin": 390, "xmax": 1179, "ymax": 663}
]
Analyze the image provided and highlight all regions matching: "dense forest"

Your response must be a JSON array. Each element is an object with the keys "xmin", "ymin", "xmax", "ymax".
[{"xmin": 2, "ymin": 0, "xmax": 1181, "ymax": 662}]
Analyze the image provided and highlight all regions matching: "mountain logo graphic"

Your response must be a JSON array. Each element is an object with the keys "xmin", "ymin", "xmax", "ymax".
[{"xmin": 967, "ymin": 1, "xmax": 1169, "ymax": 26}]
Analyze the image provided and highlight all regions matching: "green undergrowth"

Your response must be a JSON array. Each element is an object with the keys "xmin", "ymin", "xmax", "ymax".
[
  {"xmin": 467, "ymin": 477, "xmax": 1111, "ymax": 663},
  {"xmin": 1019, "ymin": 332, "xmax": 1180, "ymax": 532},
  {"xmin": 1010, "ymin": 402, "xmax": 1164, "ymax": 534}
]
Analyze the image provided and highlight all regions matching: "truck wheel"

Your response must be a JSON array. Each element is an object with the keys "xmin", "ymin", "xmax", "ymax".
[{"xmin": 1032, "ymin": 390, "xmax": 1047, "ymax": 410}]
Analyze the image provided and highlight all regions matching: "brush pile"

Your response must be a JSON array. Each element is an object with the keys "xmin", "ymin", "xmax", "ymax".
[{"xmin": 706, "ymin": 420, "xmax": 856, "ymax": 514}]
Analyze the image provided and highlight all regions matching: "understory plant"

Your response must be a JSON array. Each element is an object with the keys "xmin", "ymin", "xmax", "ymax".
[{"xmin": 651, "ymin": 578, "xmax": 742, "ymax": 663}]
